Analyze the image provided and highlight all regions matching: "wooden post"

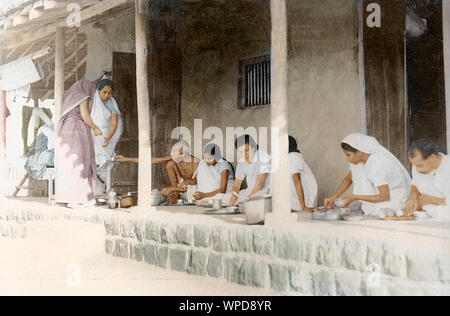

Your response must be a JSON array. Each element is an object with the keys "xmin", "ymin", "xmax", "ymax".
[
  {"xmin": 54, "ymin": 27, "xmax": 65, "ymax": 119},
  {"xmin": 266, "ymin": 0, "xmax": 296, "ymax": 226},
  {"xmin": 444, "ymin": 1, "xmax": 450, "ymax": 152},
  {"xmin": 135, "ymin": 0, "xmax": 153, "ymax": 208}
]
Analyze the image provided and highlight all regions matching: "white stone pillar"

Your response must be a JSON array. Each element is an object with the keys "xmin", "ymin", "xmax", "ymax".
[
  {"xmin": 443, "ymin": 1, "xmax": 450, "ymax": 152},
  {"xmin": 135, "ymin": 0, "xmax": 153, "ymax": 209},
  {"xmin": 54, "ymin": 27, "xmax": 65, "ymax": 119},
  {"xmin": 266, "ymin": 0, "xmax": 297, "ymax": 226},
  {"xmin": 0, "ymin": 90, "xmax": 6, "ymax": 162}
]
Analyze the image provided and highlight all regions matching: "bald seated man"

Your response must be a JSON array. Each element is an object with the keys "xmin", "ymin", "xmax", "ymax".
[{"xmin": 116, "ymin": 140, "xmax": 200, "ymax": 204}]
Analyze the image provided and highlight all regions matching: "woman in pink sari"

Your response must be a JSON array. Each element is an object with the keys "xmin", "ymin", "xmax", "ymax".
[{"xmin": 55, "ymin": 80, "xmax": 104, "ymax": 207}]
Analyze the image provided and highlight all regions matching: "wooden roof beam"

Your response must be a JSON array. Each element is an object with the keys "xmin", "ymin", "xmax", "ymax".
[
  {"xmin": 1, "ymin": 0, "xmax": 131, "ymax": 50},
  {"xmin": 5, "ymin": 0, "xmax": 99, "ymax": 30}
]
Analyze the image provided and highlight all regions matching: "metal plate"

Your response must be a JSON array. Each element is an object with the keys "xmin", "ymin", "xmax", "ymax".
[
  {"xmin": 311, "ymin": 209, "xmax": 343, "ymax": 221},
  {"xmin": 205, "ymin": 208, "xmax": 241, "ymax": 215},
  {"xmin": 160, "ymin": 202, "xmax": 196, "ymax": 207}
]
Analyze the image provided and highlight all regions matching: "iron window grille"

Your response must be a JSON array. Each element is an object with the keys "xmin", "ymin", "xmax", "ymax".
[{"xmin": 238, "ymin": 55, "xmax": 271, "ymax": 109}]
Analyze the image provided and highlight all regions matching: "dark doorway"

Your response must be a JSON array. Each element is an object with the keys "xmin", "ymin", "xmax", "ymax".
[
  {"xmin": 363, "ymin": 0, "xmax": 408, "ymax": 166},
  {"xmin": 363, "ymin": 0, "xmax": 447, "ymax": 165},
  {"xmin": 112, "ymin": 52, "xmax": 139, "ymax": 195},
  {"xmin": 111, "ymin": 50, "xmax": 182, "ymax": 194},
  {"xmin": 406, "ymin": 0, "xmax": 447, "ymax": 153}
]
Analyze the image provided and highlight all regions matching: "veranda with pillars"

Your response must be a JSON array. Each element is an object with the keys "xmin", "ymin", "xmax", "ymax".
[
  {"xmin": 0, "ymin": 0, "xmax": 449, "ymax": 296},
  {"xmin": 0, "ymin": 0, "xmax": 293, "ymax": 225},
  {"xmin": 134, "ymin": 0, "xmax": 293, "ymax": 222}
]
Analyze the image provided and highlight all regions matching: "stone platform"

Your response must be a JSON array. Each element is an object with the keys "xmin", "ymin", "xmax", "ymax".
[
  {"xmin": 0, "ymin": 221, "xmax": 27, "ymax": 239},
  {"xmin": 1, "ymin": 197, "xmax": 449, "ymax": 296}
]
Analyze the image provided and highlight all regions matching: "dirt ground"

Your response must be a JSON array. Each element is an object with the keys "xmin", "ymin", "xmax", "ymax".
[{"xmin": 0, "ymin": 220, "xmax": 277, "ymax": 296}]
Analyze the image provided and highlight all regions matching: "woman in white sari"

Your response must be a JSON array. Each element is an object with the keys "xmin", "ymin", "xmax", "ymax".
[
  {"xmin": 90, "ymin": 79, "xmax": 123, "ymax": 170},
  {"xmin": 324, "ymin": 133, "xmax": 411, "ymax": 218},
  {"xmin": 192, "ymin": 143, "xmax": 235, "ymax": 204}
]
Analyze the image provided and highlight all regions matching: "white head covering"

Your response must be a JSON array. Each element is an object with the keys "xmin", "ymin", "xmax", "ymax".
[
  {"xmin": 342, "ymin": 133, "xmax": 411, "ymax": 180},
  {"xmin": 172, "ymin": 140, "xmax": 191, "ymax": 156}
]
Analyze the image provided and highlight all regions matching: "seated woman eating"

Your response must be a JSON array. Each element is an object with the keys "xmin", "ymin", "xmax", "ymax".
[
  {"xmin": 289, "ymin": 136, "xmax": 318, "ymax": 212},
  {"xmin": 192, "ymin": 143, "xmax": 235, "ymax": 203},
  {"xmin": 324, "ymin": 133, "xmax": 411, "ymax": 218},
  {"xmin": 230, "ymin": 135, "xmax": 272, "ymax": 206}
]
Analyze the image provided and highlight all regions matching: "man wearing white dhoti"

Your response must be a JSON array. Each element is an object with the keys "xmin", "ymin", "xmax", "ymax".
[
  {"xmin": 90, "ymin": 79, "xmax": 123, "ymax": 170},
  {"xmin": 324, "ymin": 133, "xmax": 411, "ymax": 218},
  {"xmin": 405, "ymin": 139, "xmax": 450, "ymax": 222}
]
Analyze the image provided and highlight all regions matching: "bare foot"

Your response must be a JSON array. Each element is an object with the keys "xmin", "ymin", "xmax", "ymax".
[{"xmin": 169, "ymin": 192, "xmax": 180, "ymax": 204}]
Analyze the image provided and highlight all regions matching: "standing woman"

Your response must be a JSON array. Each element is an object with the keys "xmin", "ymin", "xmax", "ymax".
[
  {"xmin": 90, "ymin": 79, "xmax": 123, "ymax": 170},
  {"xmin": 324, "ymin": 133, "xmax": 411, "ymax": 218},
  {"xmin": 55, "ymin": 80, "xmax": 103, "ymax": 207}
]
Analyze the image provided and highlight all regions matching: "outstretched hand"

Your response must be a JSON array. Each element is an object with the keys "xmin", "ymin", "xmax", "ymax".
[{"xmin": 115, "ymin": 155, "xmax": 128, "ymax": 162}]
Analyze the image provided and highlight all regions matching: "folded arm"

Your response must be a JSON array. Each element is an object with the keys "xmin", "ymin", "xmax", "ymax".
[{"xmin": 405, "ymin": 185, "xmax": 446, "ymax": 216}]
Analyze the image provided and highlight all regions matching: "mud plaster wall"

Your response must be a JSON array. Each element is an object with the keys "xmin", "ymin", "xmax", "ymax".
[
  {"xmin": 180, "ymin": 0, "xmax": 363, "ymax": 200},
  {"xmin": 82, "ymin": 13, "xmax": 136, "ymax": 81}
]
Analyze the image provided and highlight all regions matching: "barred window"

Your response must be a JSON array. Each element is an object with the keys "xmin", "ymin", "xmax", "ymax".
[{"xmin": 238, "ymin": 56, "xmax": 271, "ymax": 109}]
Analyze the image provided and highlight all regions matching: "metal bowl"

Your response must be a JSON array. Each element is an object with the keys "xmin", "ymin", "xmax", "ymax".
[
  {"xmin": 227, "ymin": 206, "xmax": 240, "ymax": 213},
  {"xmin": 96, "ymin": 198, "xmax": 107, "ymax": 206}
]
